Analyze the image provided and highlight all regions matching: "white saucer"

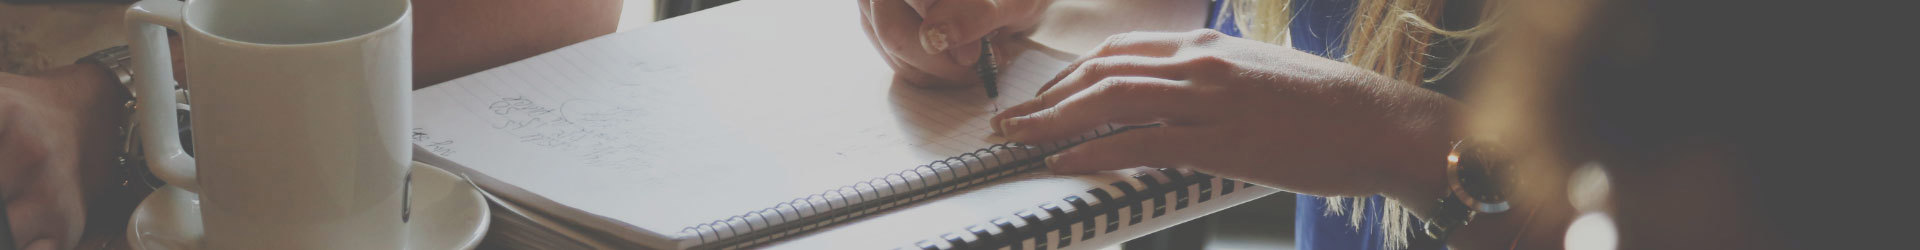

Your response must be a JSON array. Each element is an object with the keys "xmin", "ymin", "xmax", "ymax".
[{"xmin": 126, "ymin": 162, "xmax": 491, "ymax": 250}]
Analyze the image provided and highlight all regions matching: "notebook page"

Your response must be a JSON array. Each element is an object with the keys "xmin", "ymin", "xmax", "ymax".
[{"xmin": 410, "ymin": 0, "xmax": 1078, "ymax": 242}]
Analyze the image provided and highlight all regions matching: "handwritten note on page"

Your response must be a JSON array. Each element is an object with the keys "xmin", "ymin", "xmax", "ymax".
[{"xmin": 409, "ymin": 1, "xmax": 1079, "ymax": 243}]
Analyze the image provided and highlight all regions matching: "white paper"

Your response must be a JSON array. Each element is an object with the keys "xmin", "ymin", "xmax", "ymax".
[{"xmin": 409, "ymin": 0, "xmax": 1077, "ymax": 243}]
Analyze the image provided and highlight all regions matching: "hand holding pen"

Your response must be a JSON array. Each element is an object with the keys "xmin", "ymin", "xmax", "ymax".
[{"xmin": 857, "ymin": 0, "xmax": 1053, "ymax": 88}]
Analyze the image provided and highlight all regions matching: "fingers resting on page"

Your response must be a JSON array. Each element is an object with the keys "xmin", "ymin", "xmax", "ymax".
[{"xmin": 986, "ymin": 30, "xmax": 1448, "ymax": 198}]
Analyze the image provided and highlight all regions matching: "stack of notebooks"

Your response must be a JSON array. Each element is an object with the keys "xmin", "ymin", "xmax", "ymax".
[{"xmin": 408, "ymin": 0, "xmax": 1278, "ymax": 249}]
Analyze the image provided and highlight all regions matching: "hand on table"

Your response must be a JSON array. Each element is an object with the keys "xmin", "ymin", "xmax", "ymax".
[
  {"xmin": 989, "ymin": 30, "xmax": 1458, "ymax": 199},
  {"xmin": 858, "ymin": 0, "xmax": 1052, "ymax": 88}
]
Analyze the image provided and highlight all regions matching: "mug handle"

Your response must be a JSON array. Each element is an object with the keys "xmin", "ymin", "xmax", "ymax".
[{"xmin": 126, "ymin": 0, "xmax": 198, "ymax": 192}]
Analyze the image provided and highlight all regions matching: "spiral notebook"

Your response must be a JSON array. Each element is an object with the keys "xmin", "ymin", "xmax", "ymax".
[
  {"xmin": 410, "ymin": 0, "xmax": 1275, "ymax": 249},
  {"xmin": 901, "ymin": 169, "xmax": 1267, "ymax": 250}
]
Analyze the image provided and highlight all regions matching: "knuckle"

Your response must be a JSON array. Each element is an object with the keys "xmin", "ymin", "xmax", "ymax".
[
  {"xmin": 1026, "ymin": 108, "xmax": 1066, "ymax": 126},
  {"xmin": 1079, "ymin": 79, "xmax": 1136, "ymax": 104},
  {"xmin": 1101, "ymin": 32, "xmax": 1134, "ymax": 47},
  {"xmin": 1182, "ymin": 53, "xmax": 1228, "ymax": 65},
  {"xmin": 1186, "ymin": 29, "xmax": 1226, "ymax": 44},
  {"xmin": 1090, "ymin": 77, "xmax": 1135, "ymax": 93},
  {"xmin": 1093, "ymin": 78, "xmax": 1177, "ymax": 100},
  {"xmin": 1185, "ymin": 54, "xmax": 1231, "ymax": 69},
  {"xmin": 1078, "ymin": 57, "xmax": 1124, "ymax": 76},
  {"xmin": 1105, "ymin": 79, "xmax": 1152, "ymax": 93},
  {"xmin": 1093, "ymin": 32, "xmax": 1138, "ymax": 55}
]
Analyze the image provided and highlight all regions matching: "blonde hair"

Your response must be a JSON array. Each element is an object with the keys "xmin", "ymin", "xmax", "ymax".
[{"xmin": 1229, "ymin": 0, "xmax": 1493, "ymax": 249}]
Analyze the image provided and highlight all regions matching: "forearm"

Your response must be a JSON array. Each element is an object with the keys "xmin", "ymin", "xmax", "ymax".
[
  {"xmin": 411, "ymin": 0, "xmax": 622, "ymax": 88},
  {"xmin": 7, "ymin": 64, "xmax": 125, "ymax": 114},
  {"xmin": 36, "ymin": 64, "xmax": 129, "ymax": 176},
  {"xmin": 3, "ymin": 63, "xmax": 130, "ymax": 195}
]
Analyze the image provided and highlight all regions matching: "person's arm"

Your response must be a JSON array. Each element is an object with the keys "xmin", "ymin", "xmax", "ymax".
[
  {"xmin": 2, "ymin": 63, "xmax": 128, "ymax": 250},
  {"xmin": 988, "ymin": 30, "xmax": 1571, "ymax": 249},
  {"xmin": 989, "ymin": 29, "xmax": 1452, "ymax": 197},
  {"xmin": 410, "ymin": 0, "xmax": 622, "ymax": 88}
]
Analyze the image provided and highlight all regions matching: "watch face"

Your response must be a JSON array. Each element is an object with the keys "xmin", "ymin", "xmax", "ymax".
[{"xmin": 1451, "ymin": 142, "xmax": 1511, "ymax": 214}]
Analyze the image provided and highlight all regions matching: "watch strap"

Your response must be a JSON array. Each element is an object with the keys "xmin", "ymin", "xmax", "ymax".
[
  {"xmin": 75, "ymin": 45, "xmax": 135, "ymax": 93},
  {"xmin": 1424, "ymin": 191, "xmax": 1475, "ymax": 240},
  {"xmin": 76, "ymin": 45, "xmax": 171, "ymax": 192}
]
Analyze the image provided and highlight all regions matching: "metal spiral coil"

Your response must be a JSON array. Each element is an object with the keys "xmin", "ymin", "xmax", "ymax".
[{"xmin": 682, "ymin": 124, "xmax": 1127, "ymax": 249}]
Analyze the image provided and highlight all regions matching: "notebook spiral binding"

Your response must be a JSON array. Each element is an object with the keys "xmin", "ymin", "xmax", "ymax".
[
  {"xmin": 683, "ymin": 125, "xmax": 1126, "ymax": 249},
  {"xmin": 906, "ymin": 168, "xmax": 1264, "ymax": 250}
]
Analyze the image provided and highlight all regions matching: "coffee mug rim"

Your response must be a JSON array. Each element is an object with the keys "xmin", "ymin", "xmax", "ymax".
[{"xmin": 179, "ymin": 0, "xmax": 411, "ymax": 48}]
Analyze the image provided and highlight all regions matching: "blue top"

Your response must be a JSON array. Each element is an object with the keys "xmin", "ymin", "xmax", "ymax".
[{"xmin": 1206, "ymin": 1, "xmax": 1435, "ymax": 250}]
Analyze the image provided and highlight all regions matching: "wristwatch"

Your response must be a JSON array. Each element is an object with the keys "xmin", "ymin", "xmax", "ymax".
[
  {"xmin": 75, "ymin": 45, "xmax": 178, "ymax": 190},
  {"xmin": 76, "ymin": 45, "xmax": 135, "ymax": 91},
  {"xmin": 1423, "ymin": 140, "xmax": 1513, "ymax": 239}
]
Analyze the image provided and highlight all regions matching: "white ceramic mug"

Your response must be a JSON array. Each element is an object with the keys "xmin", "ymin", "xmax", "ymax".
[{"xmin": 126, "ymin": 0, "xmax": 413, "ymax": 248}]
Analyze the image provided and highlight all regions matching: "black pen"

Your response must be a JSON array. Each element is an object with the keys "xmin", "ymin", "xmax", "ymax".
[{"xmin": 976, "ymin": 37, "xmax": 999, "ymax": 100}]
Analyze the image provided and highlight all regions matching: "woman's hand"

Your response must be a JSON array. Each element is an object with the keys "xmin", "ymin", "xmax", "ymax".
[
  {"xmin": 2, "ymin": 66, "xmax": 128, "ymax": 250},
  {"xmin": 990, "ymin": 30, "xmax": 1456, "ymax": 200},
  {"xmin": 858, "ymin": 0, "xmax": 1052, "ymax": 88}
]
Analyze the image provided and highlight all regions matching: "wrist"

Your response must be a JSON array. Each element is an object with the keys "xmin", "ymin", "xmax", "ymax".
[
  {"xmin": 1380, "ymin": 133, "xmax": 1452, "ymax": 220},
  {"xmin": 26, "ymin": 64, "xmax": 132, "ymax": 146},
  {"xmin": 35, "ymin": 63, "xmax": 131, "ymax": 112},
  {"xmin": 1366, "ymin": 85, "xmax": 1458, "ymax": 220}
]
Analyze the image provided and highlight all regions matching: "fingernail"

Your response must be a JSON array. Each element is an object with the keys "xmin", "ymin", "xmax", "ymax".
[
  {"xmin": 1045, "ymin": 154, "xmax": 1061, "ymax": 167},
  {"xmin": 920, "ymin": 25, "xmax": 950, "ymax": 54},
  {"xmin": 992, "ymin": 102, "xmax": 1027, "ymax": 134},
  {"xmin": 1000, "ymin": 118, "xmax": 1021, "ymax": 138}
]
